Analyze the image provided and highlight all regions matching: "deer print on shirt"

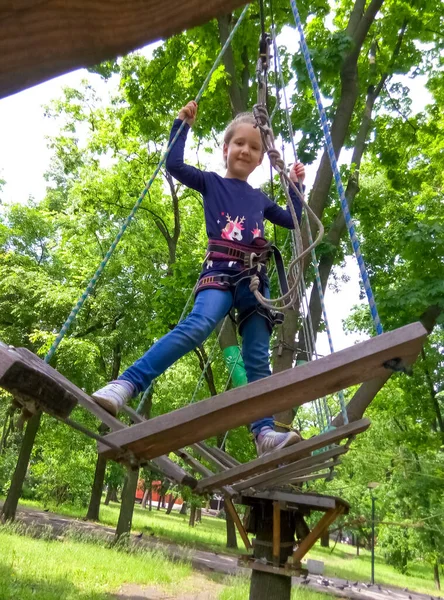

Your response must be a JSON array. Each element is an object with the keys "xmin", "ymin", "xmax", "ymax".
[
  {"xmin": 251, "ymin": 223, "xmax": 262, "ymax": 239},
  {"xmin": 221, "ymin": 214, "xmax": 245, "ymax": 241}
]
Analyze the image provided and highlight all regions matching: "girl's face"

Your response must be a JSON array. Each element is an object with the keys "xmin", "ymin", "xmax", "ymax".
[{"xmin": 223, "ymin": 123, "xmax": 263, "ymax": 181}]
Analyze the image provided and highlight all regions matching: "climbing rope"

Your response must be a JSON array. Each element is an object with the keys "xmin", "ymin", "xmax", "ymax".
[
  {"xmin": 289, "ymin": 0, "xmax": 383, "ymax": 336},
  {"xmin": 44, "ymin": 3, "xmax": 251, "ymax": 366},
  {"xmin": 271, "ymin": 26, "xmax": 348, "ymax": 427},
  {"xmin": 249, "ymin": 104, "xmax": 324, "ymax": 311}
]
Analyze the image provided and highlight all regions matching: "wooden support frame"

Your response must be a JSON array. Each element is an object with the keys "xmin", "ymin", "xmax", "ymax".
[
  {"xmin": 232, "ymin": 445, "xmax": 348, "ymax": 492},
  {"xmin": 293, "ymin": 505, "xmax": 346, "ymax": 562},
  {"xmin": 224, "ymin": 497, "xmax": 252, "ymax": 551},
  {"xmin": 195, "ymin": 420, "xmax": 370, "ymax": 493},
  {"xmin": 98, "ymin": 323, "xmax": 426, "ymax": 462}
]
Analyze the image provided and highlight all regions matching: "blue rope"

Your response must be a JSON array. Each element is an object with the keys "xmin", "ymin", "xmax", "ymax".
[
  {"xmin": 44, "ymin": 4, "xmax": 251, "ymax": 365},
  {"xmin": 289, "ymin": 0, "xmax": 383, "ymax": 336},
  {"xmin": 305, "ymin": 223, "xmax": 348, "ymax": 424}
]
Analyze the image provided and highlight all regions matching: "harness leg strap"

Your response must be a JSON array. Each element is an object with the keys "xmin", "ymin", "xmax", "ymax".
[{"xmin": 237, "ymin": 305, "xmax": 284, "ymax": 336}]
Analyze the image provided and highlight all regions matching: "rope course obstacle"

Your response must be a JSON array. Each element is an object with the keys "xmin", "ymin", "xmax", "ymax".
[{"xmin": 0, "ymin": 0, "xmax": 432, "ymax": 580}]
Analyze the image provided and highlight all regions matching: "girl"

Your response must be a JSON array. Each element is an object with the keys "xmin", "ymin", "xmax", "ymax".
[{"xmin": 93, "ymin": 101, "xmax": 306, "ymax": 456}]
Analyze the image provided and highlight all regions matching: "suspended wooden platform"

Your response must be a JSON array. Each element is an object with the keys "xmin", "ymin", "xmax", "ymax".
[
  {"xmin": 97, "ymin": 322, "xmax": 426, "ymax": 462},
  {"xmin": 0, "ymin": 0, "xmax": 247, "ymax": 99}
]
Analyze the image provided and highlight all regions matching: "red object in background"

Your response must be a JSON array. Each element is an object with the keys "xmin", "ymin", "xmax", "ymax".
[{"xmin": 135, "ymin": 479, "xmax": 183, "ymax": 505}]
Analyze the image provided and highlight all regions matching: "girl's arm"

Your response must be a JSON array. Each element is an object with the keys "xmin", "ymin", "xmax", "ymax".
[
  {"xmin": 264, "ymin": 162, "xmax": 305, "ymax": 228},
  {"xmin": 165, "ymin": 101, "xmax": 206, "ymax": 194}
]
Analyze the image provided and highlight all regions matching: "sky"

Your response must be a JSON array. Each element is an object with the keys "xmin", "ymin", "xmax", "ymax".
[{"xmin": 0, "ymin": 29, "xmax": 431, "ymax": 357}]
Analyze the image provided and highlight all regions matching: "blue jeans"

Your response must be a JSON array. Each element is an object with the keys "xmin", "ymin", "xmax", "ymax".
[{"xmin": 119, "ymin": 278, "xmax": 274, "ymax": 435}]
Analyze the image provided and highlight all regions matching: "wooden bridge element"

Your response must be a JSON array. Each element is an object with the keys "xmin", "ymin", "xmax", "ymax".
[
  {"xmin": 0, "ymin": 322, "xmax": 428, "ymax": 574},
  {"xmin": 0, "ymin": 0, "xmax": 248, "ymax": 100}
]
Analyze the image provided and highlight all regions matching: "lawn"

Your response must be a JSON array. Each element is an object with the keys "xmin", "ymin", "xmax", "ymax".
[
  {"xmin": 0, "ymin": 522, "xmax": 334, "ymax": 600},
  {"xmin": 7, "ymin": 497, "xmax": 441, "ymax": 596},
  {"xmin": 0, "ymin": 522, "xmax": 191, "ymax": 600}
]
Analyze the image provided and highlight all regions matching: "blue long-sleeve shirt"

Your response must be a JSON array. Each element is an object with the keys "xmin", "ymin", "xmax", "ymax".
[{"xmin": 166, "ymin": 119, "xmax": 303, "ymax": 278}]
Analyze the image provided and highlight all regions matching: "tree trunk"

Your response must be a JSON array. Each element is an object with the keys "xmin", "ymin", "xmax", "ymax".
[
  {"xmin": 357, "ymin": 537, "xmax": 360, "ymax": 556},
  {"xmin": 166, "ymin": 495, "xmax": 177, "ymax": 515},
  {"xmin": 196, "ymin": 507, "xmax": 202, "ymax": 523},
  {"xmin": 141, "ymin": 488, "xmax": 149, "ymax": 509},
  {"xmin": 434, "ymin": 560, "xmax": 441, "ymax": 590},
  {"xmin": 272, "ymin": 310, "xmax": 300, "ymax": 428},
  {"xmin": 105, "ymin": 485, "xmax": 118, "ymax": 505},
  {"xmin": 148, "ymin": 488, "xmax": 152, "ymax": 511},
  {"xmin": 189, "ymin": 504, "xmax": 196, "ymax": 527},
  {"xmin": 86, "ymin": 452, "xmax": 107, "ymax": 520},
  {"xmin": 157, "ymin": 494, "xmax": 162, "ymax": 510},
  {"xmin": 114, "ymin": 467, "xmax": 139, "ymax": 541},
  {"xmin": 226, "ymin": 506, "xmax": 238, "ymax": 549},
  {"xmin": 180, "ymin": 502, "xmax": 187, "ymax": 515},
  {"xmin": 321, "ymin": 530, "xmax": 330, "ymax": 547},
  {"xmin": 1, "ymin": 411, "xmax": 42, "ymax": 521}
]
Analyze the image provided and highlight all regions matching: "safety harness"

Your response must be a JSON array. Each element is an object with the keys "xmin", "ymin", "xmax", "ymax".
[{"xmin": 195, "ymin": 238, "xmax": 287, "ymax": 333}]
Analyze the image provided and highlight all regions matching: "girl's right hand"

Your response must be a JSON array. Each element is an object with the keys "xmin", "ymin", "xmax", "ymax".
[{"xmin": 178, "ymin": 101, "xmax": 198, "ymax": 126}]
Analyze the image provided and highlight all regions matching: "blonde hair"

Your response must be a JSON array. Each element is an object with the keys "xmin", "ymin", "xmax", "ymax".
[{"xmin": 223, "ymin": 113, "xmax": 264, "ymax": 166}]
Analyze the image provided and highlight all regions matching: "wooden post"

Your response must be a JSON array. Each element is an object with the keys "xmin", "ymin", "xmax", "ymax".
[
  {"xmin": 114, "ymin": 467, "xmax": 139, "ymax": 541},
  {"xmin": 248, "ymin": 501, "xmax": 295, "ymax": 600},
  {"xmin": 273, "ymin": 501, "xmax": 281, "ymax": 567}
]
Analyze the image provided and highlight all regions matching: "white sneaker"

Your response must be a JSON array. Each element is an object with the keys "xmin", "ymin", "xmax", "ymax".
[
  {"xmin": 255, "ymin": 429, "xmax": 301, "ymax": 457},
  {"xmin": 92, "ymin": 382, "xmax": 132, "ymax": 416}
]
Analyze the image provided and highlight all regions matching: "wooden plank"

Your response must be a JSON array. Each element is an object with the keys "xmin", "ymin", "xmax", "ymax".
[
  {"xmin": 232, "ymin": 446, "xmax": 348, "ymax": 492},
  {"xmin": 225, "ymin": 497, "xmax": 252, "ymax": 551},
  {"xmin": 195, "ymin": 420, "xmax": 370, "ymax": 493},
  {"xmin": 98, "ymin": 323, "xmax": 426, "ymax": 460},
  {"xmin": 242, "ymin": 490, "xmax": 349, "ymax": 512},
  {"xmin": 0, "ymin": 0, "xmax": 248, "ymax": 99},
  {"xmin": 201, "ymin": 444, "xmax": 241, "ymax": 467},
  {"xmin": 0, "ymin": 346, "xmax": 124, "ymax": 431},
  {"xmin": 290, "ymin": 471, "xmax": 337, "ymax": 484},
  {"xmin": 174, "ymin": 449, "xmax": 214, "ymax": 478},
  {"xmin": 293, "ymin": 506, "xmax": 345, "ymax": 562},
  {"xmin": 262, "ymin": 459, "xmax": 341, "ymax": 490},
  {"xmin": 191, "ymin": 443, "xmax": 228, "ymax": 472}
]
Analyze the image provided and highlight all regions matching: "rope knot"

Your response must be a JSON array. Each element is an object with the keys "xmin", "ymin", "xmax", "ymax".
[
  {"xmin": 267, "ymin": 147, "xmax": 284, "ymax": 171},
  {"xmin": 249, "ymin": 275, "xmax": 260, "ymax": 293}
]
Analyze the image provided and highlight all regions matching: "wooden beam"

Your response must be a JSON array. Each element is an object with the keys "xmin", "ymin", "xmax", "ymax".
[
  {"xmin": 191, "ymin": 443, "xmax": 228, "ymax": 472},
  {"xmin": 195, "ymin": 420, "xmax": 370, "ymax": 493},
  {"xmin": 232, "ymin": 446, "xmax": 348, "ymax": 492},
  {"xmin": 150, "ymin": 456, "xmax": 198, "ymax": 489},
  {"xmin": 0, "ymin": 0, "xmax": 248, "ymax": 99},
  {"xmin": 242, "ymin": 490, "xmax": 349, "ymax": 512},
  {"xmin": 273, "ymin": 501, "xmax": 281, "ymax": 566},
  {"xmin": 293, "ymin": 506, "xmax": 345, "ymax": 562},
  {"xmin": 196, "ymin": 442, "xmax": 241, "ymax": 467},
  {"xmin": 264, "ymin": 459, "xmax": 341, "ymax": 489},
  {"xmin": 225, "ymin": 496, "xmax": 252, "ymax": 551},
  {"xmin": 290, "ymin": 471, "xmax": 338, "ymax": 484},
  {"xmin": 98, "ymin": 323, "xmax": 426, "ymax": 461}
]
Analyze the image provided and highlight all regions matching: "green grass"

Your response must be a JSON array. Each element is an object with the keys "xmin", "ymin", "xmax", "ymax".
[
  {"xmin": 9, "ymin": 498, "xmax": 441, "ymax": 596},
  {"xmin": 0, "ymin": 522, "xmax": 191, "ymax": 600},
  {"xmin": 16, "ymin": 497, "xmax": 242, "ymax": 554},
  {"xmin": 307, "ymin": 542, "xmax": 438, "ymax": 595}
]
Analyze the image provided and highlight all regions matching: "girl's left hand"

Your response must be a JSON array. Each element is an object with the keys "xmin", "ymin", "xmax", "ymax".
[{"xmin": 289, "ymin": 162, "xmax": 305, "ymax": 183}]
